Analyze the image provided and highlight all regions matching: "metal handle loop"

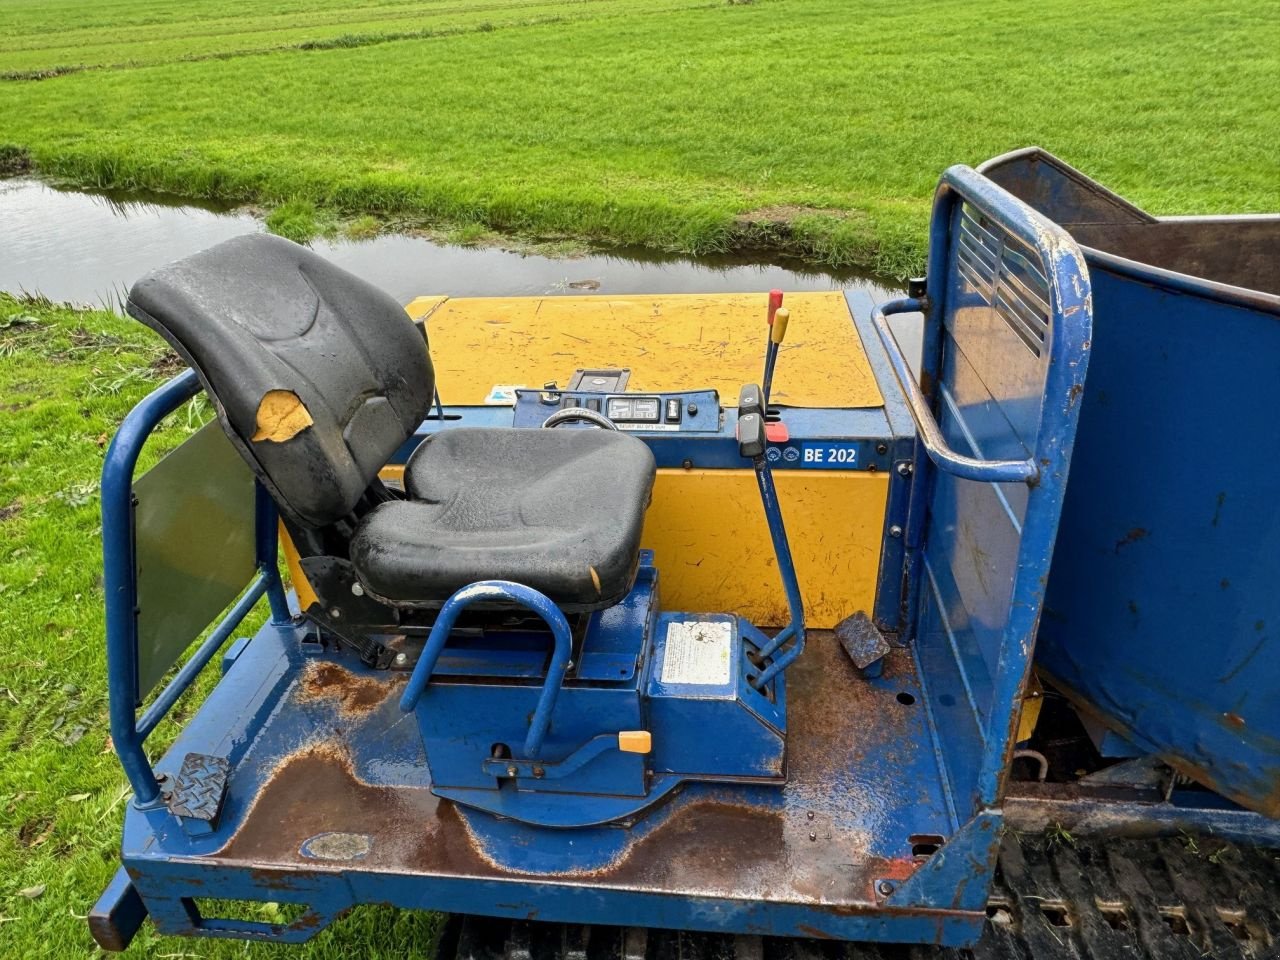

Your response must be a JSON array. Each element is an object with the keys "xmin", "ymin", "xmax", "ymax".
[
  {"xmin": 399, "ymin": 580, "xmax": 572, "ymax": 759},
  {"xmin": 871, "ymin": 297, "xmax": 1040, "ymax": 484}
]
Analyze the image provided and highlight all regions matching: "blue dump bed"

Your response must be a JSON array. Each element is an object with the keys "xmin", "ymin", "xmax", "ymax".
[{"xmin": 983, "ymin": 149, "xmax": 1280, "ymax": 817}]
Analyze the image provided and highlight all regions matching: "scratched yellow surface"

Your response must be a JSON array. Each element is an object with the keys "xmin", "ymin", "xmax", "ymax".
[
  {"xmin": 406, "ymin": 292, "xmax": 883, "ymax": 409},
  {"xmin": 643, "ymin": 469, "xmax": 888, "ymax": 628}
]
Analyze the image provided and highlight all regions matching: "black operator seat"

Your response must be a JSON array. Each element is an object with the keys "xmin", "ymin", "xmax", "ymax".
[{"xmin": 126, "ymin": 234, "xmax": 656, "ymax": 611}]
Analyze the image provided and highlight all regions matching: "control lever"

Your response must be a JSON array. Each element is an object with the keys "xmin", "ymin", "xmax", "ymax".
[
  {"xmin": 736, "ymin": 384, "xmax": 805, "ymax": 688},
  {"xmin": 761, "ymin": 289, "xmax": 790, "ymax": 407}
]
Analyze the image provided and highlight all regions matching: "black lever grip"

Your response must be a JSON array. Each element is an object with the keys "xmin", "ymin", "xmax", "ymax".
[
  {"xmin": 737, "ymin": 412, "xmax": 766, "ymax": 459},
  {"xmin": 738, "ymin": 383, "xmax": 764, "ymax": 419}
]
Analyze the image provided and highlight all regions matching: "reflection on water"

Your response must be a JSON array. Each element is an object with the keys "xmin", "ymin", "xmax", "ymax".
[
  {"xmin": 0, "ymin": 178, "xmax": 888, "ymax": 303},
  {"xmin": 0, "ymin": 176, "xmax": 919, "ymax": 366}
]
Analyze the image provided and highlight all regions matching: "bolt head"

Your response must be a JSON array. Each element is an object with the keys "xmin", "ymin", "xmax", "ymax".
[
  {"xmin": 506, "ymin": 764, "xmax": 519, "ymax": 778},
  {"xmin": 394, "ymin": 652, "xmax": 407, "ymax": 665},
  {"xmin": 351, "ymin": 582, "xmax": 364, "ymax": 597},
  {"xmin": 896, "ymin": 462, "xmax": 913, "ymax": 477},
  {"xmin": 889, "ymin": 525, "xmax": 903, "ymax": 538},
  {"xmin": 328, "ymin": 607, "xmax": 342, "ymax": 619},
  {"xmin": 877, "ymin": 880, "xmax": 895, "ymax": 897}
]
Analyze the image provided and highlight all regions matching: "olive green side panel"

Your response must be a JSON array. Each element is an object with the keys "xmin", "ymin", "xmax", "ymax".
[{"xmin": 134, "ymin": 422, "xmax": 256, "ymax": 698}]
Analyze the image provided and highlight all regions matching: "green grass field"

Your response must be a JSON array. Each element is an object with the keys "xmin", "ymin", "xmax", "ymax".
[
  {"xmin": 0, "ymin": 293, "xmax": 450, "ymax": 957},
  {"xmin": 2, "ymin": 0, "xmax": 1278, "ymax": 274}
]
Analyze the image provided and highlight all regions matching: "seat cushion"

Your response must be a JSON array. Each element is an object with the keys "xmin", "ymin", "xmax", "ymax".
[{"xmin": 350, "ymin": 428, "xmax": 656, "ymax": 609}]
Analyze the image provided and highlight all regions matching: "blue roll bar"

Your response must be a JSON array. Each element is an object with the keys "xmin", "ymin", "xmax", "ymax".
[{"xmin": 102, "ymin": 370, "xmax": 289, "ymax": 807}]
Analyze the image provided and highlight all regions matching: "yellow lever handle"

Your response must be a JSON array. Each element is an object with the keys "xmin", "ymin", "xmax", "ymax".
[{"xmin": 771, "ymin": 307, "xmax": 790, "ymax": 344}]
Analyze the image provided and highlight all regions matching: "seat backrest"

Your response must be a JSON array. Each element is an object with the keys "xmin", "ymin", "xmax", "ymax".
[{"xmin": 127, "ymin": 234, "xmax": 434, "ymax": 528}]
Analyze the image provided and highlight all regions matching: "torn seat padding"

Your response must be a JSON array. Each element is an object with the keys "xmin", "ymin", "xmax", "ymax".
[
  {"xmin": 126, "ymin": 234, "xmax": 434, "ymax": 528},
  {"xmin": 351, "ymin": 428, "xmax": 656, "ymax": 609}
]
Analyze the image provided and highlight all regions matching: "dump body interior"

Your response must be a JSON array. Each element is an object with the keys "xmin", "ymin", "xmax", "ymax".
[{"xmin": 981, "ymin": 148, "xmax": 1280, "ymax": 818}]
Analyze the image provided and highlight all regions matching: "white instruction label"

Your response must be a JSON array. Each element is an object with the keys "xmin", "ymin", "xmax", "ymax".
[
  {"xmin": 484, "ymin": 384, "xmax": 525, "ymax": 405},
  {"xmin": 661, "ymin": 620, "xmax": 732, "ymax": 686}
]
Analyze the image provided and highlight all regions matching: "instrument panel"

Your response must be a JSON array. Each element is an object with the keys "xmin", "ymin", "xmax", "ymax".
[{"xmin": 512, "ymin": 389, "xmax": 720, "ymax": 433}]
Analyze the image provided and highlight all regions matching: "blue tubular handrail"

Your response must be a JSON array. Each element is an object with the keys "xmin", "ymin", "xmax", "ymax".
[
  {"xmin": 399, "ymin": 580, "xmax": 573, "ymax": 759},
  {"xmin": 870, "ymin": 297, "xmax": 1040, "ymax": 484},
  {"xmin": 102, "ymin": 369, "xmax": 290, "ymax": 807}
]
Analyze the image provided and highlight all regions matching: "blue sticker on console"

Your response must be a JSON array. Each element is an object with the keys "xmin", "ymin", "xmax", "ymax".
[{"xmin": 767, "ymin": 442, "xmax": 860, "ymax": 469}]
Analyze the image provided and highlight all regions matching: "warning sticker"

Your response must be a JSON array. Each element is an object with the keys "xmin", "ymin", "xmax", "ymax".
[{"xmin": 661, "ymin": 620, "xmax": 732, "ymax": 686}]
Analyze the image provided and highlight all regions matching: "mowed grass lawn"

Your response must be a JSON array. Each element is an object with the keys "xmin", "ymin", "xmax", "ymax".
[
  {"xmin": 2, "ymin": 0, "xmax": 1278, "ymax": 275},
  {"xmin": 0, "ymin": 294, "xmax": 446, "ymax": 957}
]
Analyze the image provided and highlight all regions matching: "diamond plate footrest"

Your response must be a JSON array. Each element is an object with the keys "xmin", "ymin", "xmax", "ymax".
[
  {"xmin": 834, "ymin": 611, "xmax": 891, "ymax": 677},
  {"xmin": 167, "ymin": 752, "xmax": 230, "ymax": 836}
]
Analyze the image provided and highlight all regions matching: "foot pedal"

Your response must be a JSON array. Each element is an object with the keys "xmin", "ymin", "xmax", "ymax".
[
  {"xmin": 167, "ymin": 752, "xmax": 230, "ymax": 836},
  {"xmin": 834, "ymin": 611, "xmax": 890, "ymax": 677}
]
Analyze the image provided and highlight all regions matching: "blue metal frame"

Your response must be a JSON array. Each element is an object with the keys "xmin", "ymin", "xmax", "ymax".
[
  {"xmin": 93, "ymin": 166, "xmax": 1096, "ymax": 953},
  {"xmin": 847, "ymin": 292, "xmax": 917, "ymax": 634},
  {"xmin": 101, "ymin": 368, "xmax": 289, "ymax": 807},
  {"xmin": 91, "ymin": 162, "xmax": 1280, "ymax": 955},
  {"xmin": 421, "ymin": 400, "xmax": 899, "ymax": 473},
  {"xmin": 887, "ymin": 164, "xmax": 1093, "ymax": 818},
  {"xmin": 400, "ymin": 580, "xmax": 573, "ymax": 759}
]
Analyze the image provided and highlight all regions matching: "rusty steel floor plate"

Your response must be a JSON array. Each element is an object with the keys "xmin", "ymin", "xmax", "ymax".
[
  {"xmin": 123, "ymin": 624, "xmax": 964, "ymax": 940},
  {"xmin": 219, "ymin": 632, "xmax": 948, "ymax": 902}
]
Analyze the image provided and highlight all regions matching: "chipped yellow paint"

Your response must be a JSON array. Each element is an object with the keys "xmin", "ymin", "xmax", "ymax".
[
  {"xmin": 415, "ymin": 292, "xmax": 883, "ymax": 409},
  {"xmin": 251, "ymin": 389, "xmax": 313, "ymax": 443},
  {"xmin": 1017, "ymin": 673, "xmax": 1045, "ymax": 743},
  {"xmin": 642, "ymin": 468, "xmax": 888, "ymax": 628},
  {"xmin": 588, "ymin": 566, "xmax": 602, "ymax": 595},
  {"xmin": 618, "ymin": 730, "xmax": 652, "ymax": 754},
  {"xmin": 279, "ymin": 521, "xmax": 318, "ymax": 612}
]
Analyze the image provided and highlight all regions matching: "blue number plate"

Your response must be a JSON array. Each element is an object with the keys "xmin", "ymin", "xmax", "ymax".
[{"xmin": 766, "ymin": 441, "xmax": 860, "ymax": 469}]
